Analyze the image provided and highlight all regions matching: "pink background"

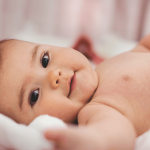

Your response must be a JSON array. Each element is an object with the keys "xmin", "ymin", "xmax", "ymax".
[{"xmin": 0, "ymin": 0, "xmax": 150, "ymax": 42}]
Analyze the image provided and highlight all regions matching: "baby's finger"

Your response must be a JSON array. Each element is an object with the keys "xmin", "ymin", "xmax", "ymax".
[
  {"xmin": 44, "ymin": 125, "xmax": 78, "ymax": 142},
  {"xmin": 44, "ymin": 130, "xmax": 65, "ymax": 150},
  {"xmin": 45, "ymin": 129, "xmax": 65, "ymax": 142},
  {"xmin": 44, "ymin": 128, "xmax": 81, "ymax": 150}
]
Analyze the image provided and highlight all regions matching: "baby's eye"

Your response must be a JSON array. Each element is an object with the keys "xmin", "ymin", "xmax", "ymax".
[
  {"xmin": 29, "ymin": 89, "xmax": 39, "ymax": 106},
  {"xmin": 42, "ymin": 52, "xmax": 49, "ymax": 68}
]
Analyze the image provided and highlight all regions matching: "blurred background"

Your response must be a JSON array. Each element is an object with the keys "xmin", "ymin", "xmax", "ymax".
[{"xmin": 0, "ymin": 0, "xmax": 150, "ymax": 58}]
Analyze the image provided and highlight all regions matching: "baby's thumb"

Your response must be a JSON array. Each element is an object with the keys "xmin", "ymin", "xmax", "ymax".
[
  {"xmin": 45, "ymin": 129, "xmax": 71, "ymax": 150},
  {"xmin": 45, "ymin": 129, "xmax": 64, "ymax": 142},
  {"xmin": 44, "ymin": 124, "xmax": 77, "ymax": 142}
]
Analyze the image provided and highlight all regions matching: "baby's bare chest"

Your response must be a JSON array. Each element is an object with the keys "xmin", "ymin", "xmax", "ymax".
[{"xmin": 92, "ymin": 52, "xmax": 150, "ymax": 115}]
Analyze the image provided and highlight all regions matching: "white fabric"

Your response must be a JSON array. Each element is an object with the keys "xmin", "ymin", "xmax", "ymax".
[
  {"xmin": 0, "ymin": 114, "xmax": 67, "ymax": 150},
  {"xmin": 135, "ymin": 130, "xmax": 150, "ymax": 150},
  {"xmin": 0, "ymin": 113, "xmax": 149, "ymax": 150}
]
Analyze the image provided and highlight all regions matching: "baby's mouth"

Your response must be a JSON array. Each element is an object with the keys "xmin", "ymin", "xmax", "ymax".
[{"xmin": 68, "ymin": 73, "xmax": 76, "ymax": 97}]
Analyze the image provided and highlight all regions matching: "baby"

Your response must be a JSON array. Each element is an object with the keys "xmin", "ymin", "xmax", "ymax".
[{"xmin": 0, "ymin": 34, "xmax": 150, "ymax": 150}]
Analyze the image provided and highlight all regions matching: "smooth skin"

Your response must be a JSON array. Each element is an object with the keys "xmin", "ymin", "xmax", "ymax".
[
  {"xmin": 45, "ymin": 35, "xmax": 150, "ymax": 150},
  {"xmin": 0, "ymin": 40, "xmax": 98, "ymax": 124},
  {"xmin": 1, "ymin": 35, "xmax": 150, "ymax": 149}
]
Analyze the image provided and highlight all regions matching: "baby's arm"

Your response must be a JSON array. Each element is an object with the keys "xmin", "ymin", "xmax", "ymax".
[
  {"xmin": 131, "ymin": 34, "xmax": 150, "ymax": 52},
  {"xmin": 45, "ymin": 102, "xmax": 136, "ymax": 150},
  {"xmin": 78, "ymin": 102, "xmax": 136, "ymax": 149}
]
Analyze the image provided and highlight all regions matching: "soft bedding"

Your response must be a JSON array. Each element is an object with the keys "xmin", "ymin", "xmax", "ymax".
[
  {"xmin": 0, "ymin": 114, "xmax": 66, "ymax": 150},
  {"xmin": 0, "ymin": 114, "xmax": 149, "ymax": 150}
]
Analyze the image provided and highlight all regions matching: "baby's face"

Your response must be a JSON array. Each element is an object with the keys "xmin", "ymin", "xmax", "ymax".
[{"xmin": 0, "ymin": 40, "xmax": 98, "ymax": 124}]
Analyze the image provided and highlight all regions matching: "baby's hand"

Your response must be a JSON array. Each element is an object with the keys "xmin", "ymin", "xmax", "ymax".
[{"xmin": 44, "ymin": 126, "xmax": 104, "ymax": 150}]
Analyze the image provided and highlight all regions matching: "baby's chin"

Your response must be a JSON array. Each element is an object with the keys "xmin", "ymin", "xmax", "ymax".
[{"xmin": 70, "ymin": 70, "xmax": 97, "ymax": 104}]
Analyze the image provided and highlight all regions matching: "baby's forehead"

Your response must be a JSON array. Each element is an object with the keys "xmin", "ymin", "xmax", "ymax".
[
  {"xmin": 2, "ymin": 39, "xmax": 33, "ymax": 50},
  {"xmin": 0, "ymin": 39, "xmax": 17, "ymax": 70},
  {"xmin": 0, "ymin": 39, "xmax": 25, "ymax": 49},
  {"xmin": 0, "ymin": 40, "xmax": 31, "ymax": 57},
  {"xmin": 1, "ymin": 40, "xmax": 40, "ymax": 61},
  {"xmin": 0, "ymin": 40, "xmax": 37, "ymax": 73}
]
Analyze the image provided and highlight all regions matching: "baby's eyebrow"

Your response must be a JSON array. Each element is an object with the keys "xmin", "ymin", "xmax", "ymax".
[{"xmin": 31, "ymin": 45, "xmax": 40, "ymax": 66}]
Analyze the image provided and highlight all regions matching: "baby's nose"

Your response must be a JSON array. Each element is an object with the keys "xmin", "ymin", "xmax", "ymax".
[{"xmin": 47, "ymin": 69, "xmax": 62, "ymax": 89}]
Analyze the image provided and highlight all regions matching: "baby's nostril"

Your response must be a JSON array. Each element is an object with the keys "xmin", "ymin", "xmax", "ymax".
[
  {"xmin": 56, "ymin": 80, "xmax": 59, "ymax": 84},
  {"xmin": 59, "ymin": 72, "xmax": 61, "ymax": 76}
]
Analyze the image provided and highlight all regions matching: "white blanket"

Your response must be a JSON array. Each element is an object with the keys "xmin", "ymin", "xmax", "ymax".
[
  {"xmin": 0, "ymin": 114, "xmax": 66, "ymax": 150},
  {"xmin": 0, "ymin": 114, "xmax": 149, "ymax": 150}
]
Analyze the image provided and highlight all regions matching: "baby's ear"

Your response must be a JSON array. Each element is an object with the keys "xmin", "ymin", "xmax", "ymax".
[{"xmin": 139, "ymin": 34, "xmax": 150, "ymax": 50}]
